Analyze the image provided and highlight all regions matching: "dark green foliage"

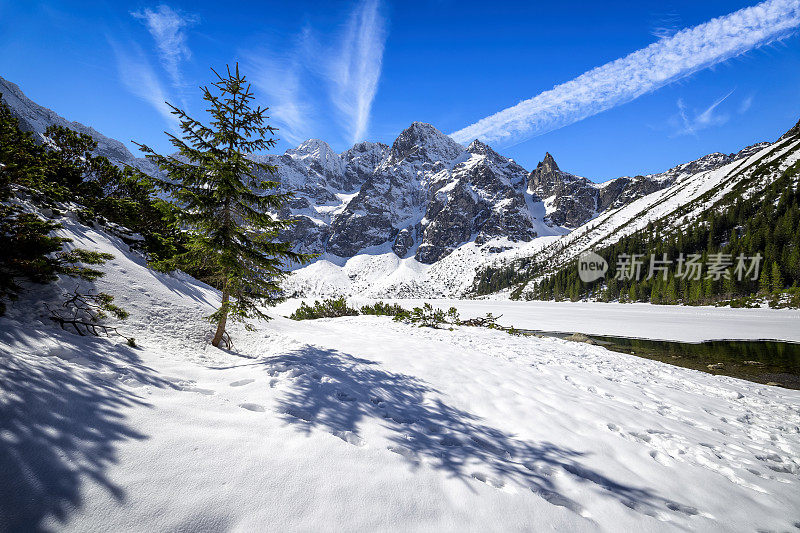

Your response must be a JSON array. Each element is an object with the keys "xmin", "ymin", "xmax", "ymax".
[
  {"xmin": 0, "ymin": 93, "xmax": 187, "ymax": 315},
  {"xmin": 393, "ymin": 302, "xmax": 448, "ymax": 328},
  {"xmin": 0, "ymin": 203, "xmax": 113, "ymax": 313},
  {"xmin": 460, "ymin": 312, "xmax": 501, "ymax": 328},
  {"xmin": 135, "ymin": 64, "xmax": 313, "ymax": 347},
  {"xmin": 359, "ymin": 301, "xmax": 408, "ymax": 317},
  {"xmin": 290, "ymin": 299, "xmax": 412, "ymax": 320},
  {"xmin": 47, "ymin": 288, "xmax": 130, "ymax": 341},
  {"xmin": 289, "ymin": 297, "xmax": 360, "ymax": 320}
]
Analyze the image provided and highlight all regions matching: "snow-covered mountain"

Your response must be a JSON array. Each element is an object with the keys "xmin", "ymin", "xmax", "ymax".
[
  {"xmin": 263, "ymin": 122, "xmax": 569, "ymax": 263},
  {"xmin": 498, "ymin": 122, "xmax": 800, "ymax": 298},
  {"xmin": 3, "ymin": 74, "xmax": 796, "ymax": 301},
  {"xmin": 525, "ymin": 144, "xmax": 770, "ymax": 230},
  {"xmin": 0, "ymin": 75, "xmax": 159, "ymax": 176}
]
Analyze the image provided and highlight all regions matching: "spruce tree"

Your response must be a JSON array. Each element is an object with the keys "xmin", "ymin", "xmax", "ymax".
[
  {"xmin": 136, "ymin": 64, "xmax": 313, "ymax": 347},
  {"xmin": 759, "ymin": 265, "xmax": 771, "ymax": 294},
  {"xmin": 771, "ymin": 262, "xmax": 784, "ymax": 293}
]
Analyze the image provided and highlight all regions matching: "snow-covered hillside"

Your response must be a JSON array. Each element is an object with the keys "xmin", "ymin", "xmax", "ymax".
[
  {"xmin": 2, "ymin": 199, "xmax": 799, "ymax": 531},
  {"xmin": 0, "ymin": 76, "xmax": 159, "ymax": 176},
  {"xmin": 508, "ymin": 124, "xmax": 800, "ymax": 296},
  {"xmin": 285, "ymin": 119, "xmax": 799, "ymax": 299}
]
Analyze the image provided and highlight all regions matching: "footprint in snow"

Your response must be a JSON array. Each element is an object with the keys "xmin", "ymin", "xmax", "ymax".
[
  {"xmin": 531, "ymin": 486, "xmax": 589, "ymax": 518},
  {"xmin": 334, "ymin": 430, "xmax": 365, "ymax": 447},
  {"xmin": 387, "ymin": 445, "xmax": 419, "ymax": 464},
  {"xmin": 665, "ymin": 501, "xmax": 700, "ymax": 516},
  {"xmin": 229, "ymin": 379, "xmax": 255, "ymax": 387},
  {"xmin": 335, "ymin": 390, "xmax": 357, "ymax": 402},
  {"xmin": 471, "ymin": 472, "xmax": 505, "ymax": 489},
  {"xmin": 176, "ymin": 383, "xmax": 215, "ymax": 396},
  {"xmin": 187, "ymin": 387, "xmax": 215, "ymax": 396},
  {"xmin": 239, "ymin": 403, "xmax": 265, "ymax": 412},
  {"xmin": 439, "ymin": 435, "xmax": 462, "ymax": 447}
]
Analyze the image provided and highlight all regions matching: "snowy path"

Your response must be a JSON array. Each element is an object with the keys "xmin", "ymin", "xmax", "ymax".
[
  {"xmin": 319, "ymin": 299, "xmax": 800, "ymax": 343},
  {"xmin": 2, "ymin": 218, "xmax": 800, "ymax": 531}
]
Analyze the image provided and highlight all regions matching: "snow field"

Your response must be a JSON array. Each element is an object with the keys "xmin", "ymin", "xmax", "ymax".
[{"xmin": 1, "ymin": 215, "xmax": 799, "ymax": 531}]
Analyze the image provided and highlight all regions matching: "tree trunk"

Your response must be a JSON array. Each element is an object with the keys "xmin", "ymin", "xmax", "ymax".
[{"xmin": 211, "ymin": 289, "xmax": 229, "ymax": 347}]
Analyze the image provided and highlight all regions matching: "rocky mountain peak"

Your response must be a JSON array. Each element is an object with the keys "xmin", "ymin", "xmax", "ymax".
[
  {"xmin": 345, "ymin": 140, "xmax": 389, "ymax": 156},
  {"xmin": 283, "ymin": 138, "xmax": 345, "ymax": 188},
  {"xmin": 527, "ymin": 152, "xmax": 567, "ymax": 196},
  {"xmin": 466, "ymin": 139, "xmax": 495, "ymax": 156},
  {"xmin": 539, "ymin": 152, "xmax": 559, "ymax": 172},
  {"xmin": 779, "ymin": 117, "xmax": 800, "ymax": 141},
  {"xmin": 287, "ymin": 138, "xmax": 341, "ymax": 164},
  {"xmin": 387, "ymin": 122, "xmax": 464, "ymax": 165}
]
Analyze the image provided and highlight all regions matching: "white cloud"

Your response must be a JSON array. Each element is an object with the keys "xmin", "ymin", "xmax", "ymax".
[
  {"xmin": 672, "ymin": 90, "xmax": 733, "ymax": 137},
  {"xmin": 650, "ymin": 12, "xmax": 682, "ymax": 40},
  {"xmin": 247, "ymin": 27, "xmax": 317, "ymax": 146},
  {"xmin": 246, "ymin": 0, "xmax": 387, "ymax": 147},
  {"xmin": 328, "ymin": 0, "xmax": 387, "ymax": 144},
  {"xmin": 132, "ymin": 4, "xmax": 198, "ymax": 88},
  {"xmin": 739, "ymin": 94, "xmax": 755, "ymax": 113},
  {"xmin": 451, "ymin": 0, "xmax": 800, "ymax": 146},
  {"xmin": 109, "ymin": 39, "xmax": 178, "ymax": 131},
  {"xmin": 249, "ymin": 60, "xmax": 314, "ymax": 146}
]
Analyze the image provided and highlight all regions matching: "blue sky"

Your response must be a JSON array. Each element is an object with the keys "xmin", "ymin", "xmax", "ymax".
[{"xmin": 1, "ymin": 0, "xmax": 799, "ymax": 180}]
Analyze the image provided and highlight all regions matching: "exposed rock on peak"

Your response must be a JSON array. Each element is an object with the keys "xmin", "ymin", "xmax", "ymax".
[
  {"xmin": 540, "ymin": 152, "xmax": 559, "ymax": 172},
  {"xmin": 779, "ymin": 117, "xmax": 800, "ymax": 141},
  {"xmin": 466, "ymin": 139, "xmax": 494, "ymax": 155},
  {"xmin": 288, "ymin": 138, "xmax": 339, "ymax": 162},
  {"xmin": 386, "ymin": 122, "xmax": 464, "ymax": 166}
]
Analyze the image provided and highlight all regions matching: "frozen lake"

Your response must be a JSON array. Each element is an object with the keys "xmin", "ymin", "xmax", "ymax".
[{"xmin": 278, "ymin": 299, "xmax": 800, "ymax": 343}]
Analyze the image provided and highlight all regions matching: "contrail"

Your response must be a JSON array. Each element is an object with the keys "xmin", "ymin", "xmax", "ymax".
[{"xmin": 451, "ymin": 0, "xmax": 800, "ymax": 145}]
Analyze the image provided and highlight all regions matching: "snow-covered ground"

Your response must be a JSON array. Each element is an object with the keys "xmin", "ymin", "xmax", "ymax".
[
  {"xmin": 301, "ymin": 299, "xmax": 800, "ymax": 343},
  {"xmin": 2, "ymin": 217, "xmax": 800, "ymax": 532}
]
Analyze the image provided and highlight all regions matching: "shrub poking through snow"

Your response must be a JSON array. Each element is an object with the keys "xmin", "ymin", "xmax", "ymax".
[
  {"xmin": 393, "ymin": 303, "xmax": 449, "ymax": 328},
  {"xmin": 291, "ymin": 299, "xmax": 522, "ymax": 335},
  {"xmin": 359, "ymin": 301, "xmax": 408, "ymax": 317},
  {"xmin": 461, "ymin": 312, "xmax": 501, "ymax": 328},
  {"xmin": 47, "ymin": 287, "xmax": 132, "ymax": 343},
  {"xmin": 289, "ymin": 297, "xmax": 360, "ymax": 320}
]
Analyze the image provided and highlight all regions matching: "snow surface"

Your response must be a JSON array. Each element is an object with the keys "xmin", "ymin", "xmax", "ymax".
[{"xmin": 1, "ymin": 216, "xmax": 799, "ymax": 532}]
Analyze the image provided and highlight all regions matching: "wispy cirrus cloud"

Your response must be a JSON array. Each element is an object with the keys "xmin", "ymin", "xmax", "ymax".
[
  {"xmin": 131, "ymin": 4, "xmax": 198, "ymax": 88},
  {"xmin": 246, "ymin": 0, "xmax": 387, "ymax": 147},
  {"xmin": 329, "ymin": 0, "xmax": 387, "ymax": 144},
  {"xmin": 650, "ymin": 12, "xmax": 682, "ymax": 40},
  {"xmin": 248, "ymin": 27, "xmax": 317, "ymax": 146},
  {"xmin": 108, "ymin": 38, "xmax": 178, "ymax": 131},
  {"xmin": 451, "ymin": 0, "xmax": 800, "ymax": 146},
  {"xmin": 672, "ymin": 90, "xmax": 734, "ymax": 137},
  {"xmin": 739, "ymin": 94, "xmax": 755, "ymax": 114}
]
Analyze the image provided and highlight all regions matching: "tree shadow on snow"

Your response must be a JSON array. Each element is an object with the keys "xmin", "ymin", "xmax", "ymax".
[
  {"xmin": 266, "ymin": 345, "xmax": 688, "ymax": 519},
  {"xmin": 0, "ymin": 327, "xmax": 174, "ymax": 531}
]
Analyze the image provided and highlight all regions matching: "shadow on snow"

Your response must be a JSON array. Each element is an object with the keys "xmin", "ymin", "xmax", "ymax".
[
  {"xmin": 262, "ymin": 344, "xmax": 687, "ymax": 519},
  {"xmin": 0, "ymin": 327, "xmax": 173, "ymax": 531}
]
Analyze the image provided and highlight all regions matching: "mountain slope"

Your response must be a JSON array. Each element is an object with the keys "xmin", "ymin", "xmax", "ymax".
[
  {"xmin": 475, "ymin": 120, "xmax": 800, "ymax": 299},
  {"xmin": 0, "ymin": 75, "xmax": 158, "ymax": 176}
]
